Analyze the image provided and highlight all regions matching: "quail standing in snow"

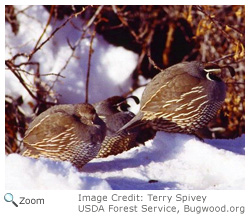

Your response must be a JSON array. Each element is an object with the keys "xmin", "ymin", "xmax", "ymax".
[
  {"xmin": 22, "ymin": 103, "xmax": 106, "ymax": 169},
  {"xmin": 93, "ymin": 96, "xmax": 140, "ymax": 158},
  {"xmin": 120, "ymin": 61, "xmax": 234, "ymax": 135}
]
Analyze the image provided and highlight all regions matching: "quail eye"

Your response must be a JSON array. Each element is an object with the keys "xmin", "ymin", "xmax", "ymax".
[
  {"xmin": 117, "ymin": 103, "xmax": 130, "ymax": 112},
  {"xmin": 206, "ymin": 72, "xmax": 222, "ymax": 82}
]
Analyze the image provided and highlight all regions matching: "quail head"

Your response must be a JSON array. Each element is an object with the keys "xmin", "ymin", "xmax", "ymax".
[
  {"xmin": 93, "ymin": 96, "xmax": 138, "ymax": 136},
  {"xmin": 22, "ymin": 103, "xmax": 106, "ymax": 169},
  {"xmin": 120, "ymin": 61, "xmax": 234, "ymax": 135},
  {"xmin": 93, "ymin": 96, "xmax": 140, "ymax": 158}
]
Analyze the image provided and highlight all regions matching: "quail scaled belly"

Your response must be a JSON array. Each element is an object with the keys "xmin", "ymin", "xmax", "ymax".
[
  {"xmin": 22, "ymin": 103, "xmax": 106, "ymax": 169},
  {"xmin": 120, "ymin": 61, "xmax": 228, "ymax": 135},
  {"xmin": 93, "ymin": 96, "xmax": 139, "ymax": 158}
]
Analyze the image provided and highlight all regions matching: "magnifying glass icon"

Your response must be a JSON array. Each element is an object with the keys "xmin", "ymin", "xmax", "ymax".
[{"xmin": 4, "ymin": 193, "xmax": 18, "ymax": 207}]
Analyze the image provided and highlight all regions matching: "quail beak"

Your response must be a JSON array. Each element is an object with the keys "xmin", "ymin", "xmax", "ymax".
[
  {"xmin": 91, "ymin": 114, "xmax": 98, "ymax": 125},
  {"xmin": 81, "ymin": 117, "xmax": 94, "ymax": 125},
  {"xmin": 98, "ymin": 115, "xmax": 106, "ymax": 120},
  {"xmin": 80, "ymin": 113, "xmax": 96, "ymax": 126}
]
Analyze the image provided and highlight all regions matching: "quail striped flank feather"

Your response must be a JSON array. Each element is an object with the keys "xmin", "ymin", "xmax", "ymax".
[
  {"xmin": 93, "ymin": 96, "xmax": 139, "ymax": 158},
  {"xmin": 120, "ymin": 61, "xmax": 233, "ymax": 135},
  {"xmin": 22, "ymin": 103, "xmax": 106, "ymax": 169}
]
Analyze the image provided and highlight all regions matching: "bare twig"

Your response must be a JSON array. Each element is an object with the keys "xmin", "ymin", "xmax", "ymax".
[
  {"xmin": 5, "ymin": 60, "xmax": 36, "ymax": 99},
  {"xmin": 210, "ymin": 53, "xmax": 236, "ymax": 63},
  {"xmin": 32, "ymin": 5, "xmax": 55, "ymax": 53},
  {"xmin": 147, "ymin": 51, "xmax": 163, "ymax": 71},
  {"xmin": 15, "ymin": 5, "xmax": 33, "ymax": 15},
  {"xmin": 28, "ymin": 7, "xmax": 86, "ymax": 61},
  {"xmin": 85, "ymin": 30, "xmax": 96, "ymax": 103},
  {"xmin": 5, "ymin": 60, "xmax": 55, "ymax": 105},
  {"xmin": 113, "ymin": 6, "xmax": 141, "ymax": 42},
  {"xmin": 49, "ymin": 6, "xmax": 104, "ymax": 92},
  {"xmin": 83, "ymin": 5, "xmax": 104, "ymax": 33}
]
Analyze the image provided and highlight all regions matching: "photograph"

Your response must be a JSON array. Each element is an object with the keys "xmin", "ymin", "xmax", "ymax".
[{"xmin": 5, "ymin": 5, "xmax": 245, "ymax": 191}]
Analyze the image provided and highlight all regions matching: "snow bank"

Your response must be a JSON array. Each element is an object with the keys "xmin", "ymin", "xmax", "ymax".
[
  {"xmin": 5, "ymin": 133, "xmax": 245, "ymax": 190},
  {"xmin": 5, "ymin": 154, "xmax": 111, "ymax": 190}
]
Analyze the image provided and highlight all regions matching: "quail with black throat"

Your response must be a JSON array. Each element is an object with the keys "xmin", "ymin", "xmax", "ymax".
[{"xmin": 119, "ymin": 61, "xmax": 234, "ymax": 136}]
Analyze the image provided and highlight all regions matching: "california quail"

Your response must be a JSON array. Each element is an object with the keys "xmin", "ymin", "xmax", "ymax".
[
  {"xmin": 22, "ymin": 103, "xmax": 106, "ymax": 169},
  {"xmin": 120, "ymin": 61, "xmax": 233, "ymax": 135},
  {"xmin": 93, "ymin": 96, "xmax": 137, "ymax": 136},
  {"xmin": 93, "ymin": 96, "xmax": 140, "ymax": 158}
]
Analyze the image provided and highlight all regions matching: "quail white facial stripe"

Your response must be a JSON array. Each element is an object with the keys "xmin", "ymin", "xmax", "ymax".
[
  {"xmin": 204, "ymin": 68, "xmax": 221, "ymax": 73},
  {"xmin": 206, "ymin": 73, "xmax": 213, "ymax": 81}
]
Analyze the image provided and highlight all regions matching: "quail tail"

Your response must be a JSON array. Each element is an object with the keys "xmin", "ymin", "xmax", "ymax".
[{"xmin": 118, "ymin": 112, "xmax": 146, "ymax": 132}]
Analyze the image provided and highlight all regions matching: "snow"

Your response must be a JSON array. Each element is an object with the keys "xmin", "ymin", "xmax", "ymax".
[
  {"xmin": 5, "ymin": 5, "xmax": 138, "ymax": 104},
  {"xmin": 5, "ymin": 6, "xmax": 245, "ymax": 190},
  {"xmin": 85, "ymin": 132, "xmax": 245, "ymax": 190},
  {"xmin": 5, "ymin": 154, "xmax": 111, "ymax": 190},
  {"xmin": 5, "ymin": 133, "xmax": 245, "ymax": 190}
]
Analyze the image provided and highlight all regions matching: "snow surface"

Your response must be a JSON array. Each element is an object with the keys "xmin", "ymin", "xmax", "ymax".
[
  {"xmin": 6, "ymin": 133, "xmax": 245, "ymax": 190},
  {"xmin": 5, "ymin": 6, "xmax": 245, "ymax": 190}
]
